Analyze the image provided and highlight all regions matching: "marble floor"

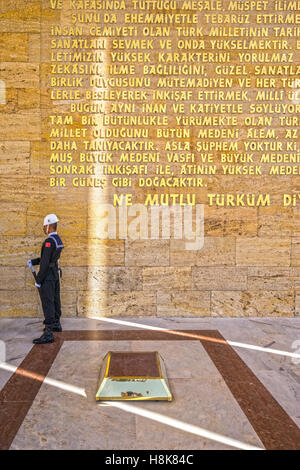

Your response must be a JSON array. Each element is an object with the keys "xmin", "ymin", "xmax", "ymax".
[{"xmin": 0, "ymin": 317, "xmax": 299, "ymax": 450}]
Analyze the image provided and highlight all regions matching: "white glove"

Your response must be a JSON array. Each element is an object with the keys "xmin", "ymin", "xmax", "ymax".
[
  {"xmin": 35, "ymin": 282, "xmax": 41, "ymax": 288},
  {"xmin": 27, "ymin": 260, "xmax": 32, "ymax": 268}
]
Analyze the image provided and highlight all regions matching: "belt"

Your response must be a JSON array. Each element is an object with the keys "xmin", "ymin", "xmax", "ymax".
[{"xmin": 49, "ymin": 263, "xmax": 58, "ymax": 268}]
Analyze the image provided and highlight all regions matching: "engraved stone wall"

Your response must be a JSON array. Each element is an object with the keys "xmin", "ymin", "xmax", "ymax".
[{"xmin": 0, "ymin": 0, "xmax": 299, "ymax": 317}]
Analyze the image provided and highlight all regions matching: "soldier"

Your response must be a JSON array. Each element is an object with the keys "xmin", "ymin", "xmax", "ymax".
[{"xmin": 27, "ymin": 214, "xmax": 64, "ymax": 344}]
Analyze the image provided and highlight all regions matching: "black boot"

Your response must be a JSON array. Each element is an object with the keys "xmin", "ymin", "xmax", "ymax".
[
  {"xmin": 33, "ymin": 326, "xmax": 54, "ymax": 344},
  {"xmin": 52, "ymin": 321, "xmax": 62, "ymax": 332},
  {"xmin": 43, "ymin": 321, "xmax": 62, "ymax": 333}
]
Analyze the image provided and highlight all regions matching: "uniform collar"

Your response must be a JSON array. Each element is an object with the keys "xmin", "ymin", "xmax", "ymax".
[{"xmin": 48, "ymin": 232, "xmax": 57, "ymax": 236}]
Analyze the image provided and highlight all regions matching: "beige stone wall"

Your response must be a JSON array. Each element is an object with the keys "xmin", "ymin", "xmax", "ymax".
[{"xmin": 0, "ymin": 0, "xmax": 299, "ymax": 318}]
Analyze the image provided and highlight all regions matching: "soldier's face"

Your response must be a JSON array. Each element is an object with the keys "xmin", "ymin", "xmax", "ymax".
[{"xmin": 43, "ymin": 225, "xmax": 47, "ymax": 234}]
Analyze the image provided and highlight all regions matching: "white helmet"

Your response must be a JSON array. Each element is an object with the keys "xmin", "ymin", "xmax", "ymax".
[{"xmin": 43, "ymin": 214, "xmax": 59, "ymax": 226}]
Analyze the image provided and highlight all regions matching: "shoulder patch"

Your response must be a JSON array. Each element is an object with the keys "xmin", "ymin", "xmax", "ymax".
[{"xmin": 45, "ymin": 242, "xmax": 51, "ymax": 247}]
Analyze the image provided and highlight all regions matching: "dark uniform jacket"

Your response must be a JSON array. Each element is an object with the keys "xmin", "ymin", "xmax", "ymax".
[{"xmin": 31, "ymin": 233, "xmax": 64, "ymax": 284}]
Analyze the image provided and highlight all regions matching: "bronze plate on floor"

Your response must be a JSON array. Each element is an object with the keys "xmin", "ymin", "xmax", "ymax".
[{"xmin": 96, "ymin": 351, "xmax": 172, "ymax": 401}]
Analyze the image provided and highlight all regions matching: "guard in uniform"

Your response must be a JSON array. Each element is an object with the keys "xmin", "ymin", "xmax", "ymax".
[{"xmin": 27, "ymin": 214, "xmax": 64, "ymax": 344}]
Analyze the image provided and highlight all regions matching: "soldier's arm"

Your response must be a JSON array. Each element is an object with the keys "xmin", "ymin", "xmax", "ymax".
[
  {"xmin": 31, "ymin": 258, "xmax": 41, "ymax": 266},
  {"xmin": 36, "ymin": 240, "xmax": 54, "ymax": 284}
]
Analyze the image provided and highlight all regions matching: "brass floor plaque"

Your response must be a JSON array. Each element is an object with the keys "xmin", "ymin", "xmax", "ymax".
[{"xmin": 96, "ymin": 351, "xmax": 173, "ymax": 401}]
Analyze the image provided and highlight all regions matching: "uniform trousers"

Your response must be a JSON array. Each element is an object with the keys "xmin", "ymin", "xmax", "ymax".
[{"xmin": 40, "ymin": 279, "xmax": 61, "ymax": 326}]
